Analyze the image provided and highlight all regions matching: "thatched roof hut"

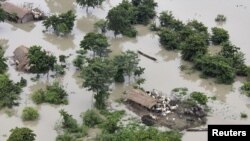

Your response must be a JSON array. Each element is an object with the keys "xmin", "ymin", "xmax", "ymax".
[
  {"xmin": 126, "ymin": 89, "xmax": 158, "ymax": 109},
  {"xmin": 1, "ymin": 2, "xmax": 34, "ymax": 23},
  {"xmin": 13, "ymin": 46, "xmax": 29, "ymax": 71}
]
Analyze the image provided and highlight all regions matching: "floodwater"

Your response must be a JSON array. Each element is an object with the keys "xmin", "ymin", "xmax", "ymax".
[{"xmin": 0, "ymin": 0, "xmax": 250, "ymax": 141}]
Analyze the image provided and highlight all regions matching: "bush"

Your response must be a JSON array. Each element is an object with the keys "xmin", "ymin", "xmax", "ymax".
[
  {"xmin": 0, "ymin": 74, "xmax": 21, "ymax": 108},
  {"xmin": 32, "ymin": 82, "xmax": 68, "ymax": 105},
  {"xmin": 190, "ymin": 92, "xmax": 208, "ymax": 105},
  {"xmin": 83, "ymin": 109, "xmax": 102, "ymax": 127},
  {"xmin": 59, "ymin": 109, "xmax": 80, "ymax": 133},
  {"xmin": 158, "ymin": 28, "xmax": 180, "ymax": 50},
  {"xmin": 56, "ymin": 133, "xmax": 74, "ymax": 141},
  {"xmin": 0, "ymin": 46, "xmax": 7, "ymax": 73},
  {"xmin": 241, "ymin": 82, "xmax": 250, "ymax": 97},
  {"xmin": 211, "ymin": 27, "xmax": 229, "ymax": 45},
  {"xmin": 7, "ymin": 127, "xmax": 36, "ymax": 141},
  {"xmin": 194, "ymin": 55, "xmax": 235, "ymax": 84},
  {"xmin": 240, "ymin": 113, "xmax": 248, "ymax": 118},
  {"xmin": 100, "ymin": 110, "xmax": 125, "ymax": 133},
  {"xmin": 19, "ymin": 77, "xmax": 27, "ymax": 87},
  {"xmin": 215, "ymin": 14, "xmax": 226, "ymax": 22},
  {"xmin": 22, "ymin": 107, "xmax": 39, "ymax": 121}
]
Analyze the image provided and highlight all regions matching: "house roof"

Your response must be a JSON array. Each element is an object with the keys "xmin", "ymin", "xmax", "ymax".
[
  {"xmin": 126, "ymin": 89, "xmax": 158, "ymax": 109},
  {"xmin": 13, "ymin": 46, "xmax": 29, "ymax": 70},
  {"xmin": 1, "ymin": 2, "xmax": 31, "ymax": 18}
]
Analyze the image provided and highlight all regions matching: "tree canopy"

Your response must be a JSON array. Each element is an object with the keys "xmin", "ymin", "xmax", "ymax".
[
  {"xmin": 43, "ymin": 10, "xmax": 76, "ymax": 35},
  {"xmin": 81, "ymin": 58, "xmax": 116, "ymax": 109},
  {"xmin": 181, "ymin": 33, "xmax": 208, "ymax": 61},
  {"xmin": 76, "ymin": 0, "xmax": 104, "ymax": 11},
  {"xmin": 0, "ymin": 74, "xmax": 21, "ymax": 108},
  {"xmin": 106, "ymin": 0, "xmax": 157, "ymax": 37},
  {"xmin": 211, "ymin": 27, "xmax": 229, "ymax": 45},
  {"xmin": 7, "ymin": 127, "xmax": 36, "ymax": 141},
  {"xmin": 80, "ymin": 32, "xmax": 109, "ymax": 57},
  {"xmin": 28, "ymin": 46, "xmax": 56, "ymax": 73}
]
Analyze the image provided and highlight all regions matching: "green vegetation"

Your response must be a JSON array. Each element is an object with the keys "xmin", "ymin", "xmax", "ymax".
[
  {"xmin": 106, "ymin": 0, "xmax": 157, "ymax": 37},
  {"xmin": 82, "ymin": 109, "xmax": 102, "ymax": 127},
  {"xmin": 73, "ymin": 49, "xmax": 87, "ymax": 69},
  {"xmin": 94, "ymin": 19, "xmax": 107, "ymax": 33},
  {"xmin": 0, "ymin": 74, "xmax": 22, "ymax": 108},
  {"xmin": 113, "ymin": 51, "xmax": 143, "ymax": 82},
  {"xmin": 81, "ymin": 58, "xmax": 116, "ymax": 109},
  {"xmin": 76, "ymin": 0, "xmax": 104, "ymax": 12},
  {"xmin": 97, "ymin": 123, "xmax": 182, "ymax": 141},
  {"xmin": 7, "ymin": 127, "xmax": 36, "ymax": 141},
  {"xmin": 0, "ymin": 46, "xmax": 7, "ymax": 73},
  {"xmin": 80, "ymin": 32, "xmax": 110, "ymax": 57},
  {"xmin": 56, "ymin": 110, "xmax": 88, "ymax": 141},
  {"xmin": 194, "ymin": 54, "xmax": 235, "ymax": 84},
  {"xmin": 215, "ymin": 14, "xmax": 226, "ymax": 22},
  {"xmin": 181, "ymin": 33, "xmax": 208, "ymax": 61},
  {"xmin": 190, "ymin": 92, "xmax": 208, "ymax": 105},
  {"xmin": 211, "ymin": 27, "xmax": 229, "ymax": 45},
  {"xmin": 158, "ymin": 28, "xmax": 180, "ymax": 50},
  {"xmin": 28, "ymin": 46, "xmax": 56, "ymax": 73},
  {"xmin": 22, "ymin": 107, "xmax": 39, "ymax": 121},
  {"xmin": 59, "ymin": 55, "xmax": 66, "ymax": 63},
  {"xmin": 43, "ymin": 10, "xmax": 76, "ymax": 35},
  {"xmin": 100, "ymin": 110, "xmax": 125, "ymax": 133},
  {"xmin": 240, "ymin": 112, "xmax": 248, "ymax": 119},
  {"xmin": 241, "ymin": 82, "xmax": 250, "ymax": 97},
  {"xmin": 17, "ymin": 77, "xmax": 27, "ymax": 87},
  {"xmin": 0, "ymin": 6, "xmax": 6, "ymax": 22},
  {"xmin": 32, "ymin": 82, "xmax": 68, "ymax": 105}
]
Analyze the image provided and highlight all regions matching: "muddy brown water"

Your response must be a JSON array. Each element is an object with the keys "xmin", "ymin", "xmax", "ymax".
[{"xmin": 0, "ymin": 0, "xmax": 250, "ymax": 141}]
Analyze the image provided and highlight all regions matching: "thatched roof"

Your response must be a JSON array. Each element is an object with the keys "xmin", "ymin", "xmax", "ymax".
[
  {"xmin": 1, "ymin": 2, "xmax": 31, "ymax": 18},
  {"xmin": 126, "ymin": 89, "xmax": 158, "ymax": 109},
  {"xmin": 13, "ymin": 46, "xmax": 29, "ymax": 71}
]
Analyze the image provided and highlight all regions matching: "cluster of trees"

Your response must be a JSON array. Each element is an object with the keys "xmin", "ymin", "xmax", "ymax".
[
  {"xmin": 0, "ymin": 74, "xmax": 22, "ymax": 108},
  {"xmin": 76, "ymin": 0, "xmax": 104, "ymax": 12},
  {"xmin": 75, "ymin": 28, "xmax": 145, "ymax": 109},
  {"xmin": 7, "ymin": 127, "xmax": 36, "ymax": 141},
  {"xmin": 155, "ymin": 11, "xmax": 249, "ymax": 84},
  {"xmin": 56, "ymin": 109, "xmax": 88, "ymax": 141},
  {"xmin": 32, "ymin": 82, "xmax": 68, "ymax": 105},
  {"xmin": 43, "ymin": 10, "xmax": 76, "ymax": 35},
  {"xmin": 80, "ymin": 50, "xmax": 144, "ymax": 109},
  {"xmin": 105, "ymin": 0, "xmax": 157, "ymax": 37}
]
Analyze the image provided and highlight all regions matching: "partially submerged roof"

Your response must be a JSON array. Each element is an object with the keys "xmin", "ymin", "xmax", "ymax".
[
  {"xmin": 1, "ymin": 2, "xmax": 31, "ymax": 18},
  {"xmin": 13, "ymin": 46, "xmax": 29, "ymax": 71},
  {"xmin": 126, "ymin": 89, "xmax": 158, "ymax": 109}
]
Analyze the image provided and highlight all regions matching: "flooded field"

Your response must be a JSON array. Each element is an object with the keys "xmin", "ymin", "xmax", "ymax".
[{"xmin": 0, "ymin": 0, "xmax": 250, "ymax": 141}]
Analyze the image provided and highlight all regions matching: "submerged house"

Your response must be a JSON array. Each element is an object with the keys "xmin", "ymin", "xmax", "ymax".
[
  {"xmin": 13, "ymin": 46, "xmax": 30, "ymax": 71},
  {"xmin": 1, "ymin": 2, "xmax": 34, "ymax": 23},
  {"xmin": 126, "ymin": 89, "xmax": 158, "ymax": 109}
]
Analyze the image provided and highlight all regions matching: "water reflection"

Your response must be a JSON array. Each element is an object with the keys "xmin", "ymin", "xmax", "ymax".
[{"xmin": 43, "ymin": 33, "xmax": 75, "ymax": 50}]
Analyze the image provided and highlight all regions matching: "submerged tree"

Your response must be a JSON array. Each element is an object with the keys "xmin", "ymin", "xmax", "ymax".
[
  {"xmin": 133, "ymin": 0, "xmax": 157, "ymax": 24},
  {"xmin": 106, "ymin": 0, "xmax": 137, "ymax": 37},
  {"xmin": 43, "ymin": 10, "xmax": 76, "ymax": 35},
  {"xmin": 0, "ymin": 46, "xmax": 7, "ymax": 73},
  {"xmin": 181, "ymin": 33, "xmax": 208, "ymax": 61},
  {"xmin": 82, "ymin": 58, "xmax": 116, "ymax": 109},
  {"xmin": 113, "ymin": 51, "xmax": 141, "ymax": 82},
  {"xmin": 28, "ymin": 46, "xmax": 56, "ymax": 73},
  {"xmin": 76, "ymin": 0, "xmax": 104, "ymax": 12},
  {"xmin": 7, "ymin": 127, "xmax": 36, "ymax": 141},
  {"xmin": 0, "ymin": 74, "xmax": 21, "ymax": 108},
  {"xmin": 80, "ymin": 32, "xmax": 109, "ymax": 57},
  {"xmin": 0, "ymin": 6, "xmax": 6, "ymax": 22},
  {"xmin": 158, "ymin": 28, "xmax": 180, "ymax": 50},
  {"xmin": 211, "ymin": 27, "xmax": 229, "ymax": 45}
]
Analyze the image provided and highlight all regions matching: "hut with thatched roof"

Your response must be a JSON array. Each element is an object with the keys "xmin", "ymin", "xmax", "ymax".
[
  {"xmin": 13, "ymin": 46, "xmax": 29, "ymax": 71},
  {"xmin": 1, "ymin": 2, "xmax": 34, "ymax": 23},
  {"xmin": 126, "ymin": 89, "xmax": 158, "ymax": 109}
]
